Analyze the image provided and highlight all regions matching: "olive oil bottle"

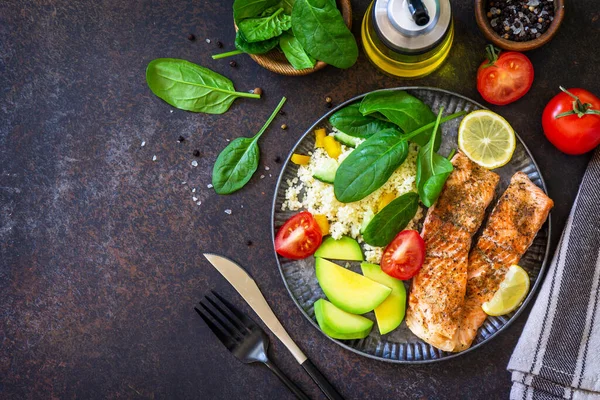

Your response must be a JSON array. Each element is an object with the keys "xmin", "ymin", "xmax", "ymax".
[{"xmin": 361, "ymin": 0, "xmax": 454, "ymax": 79}]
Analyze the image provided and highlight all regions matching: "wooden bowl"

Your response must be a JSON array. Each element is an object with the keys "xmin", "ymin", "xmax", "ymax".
[
  {"xmin": 474, "ymin": 0, "xmax": 565, "ymax": 52},
  {"xmin": 235, "ymin": 0, "xmax": 352, "ymax": 76}
]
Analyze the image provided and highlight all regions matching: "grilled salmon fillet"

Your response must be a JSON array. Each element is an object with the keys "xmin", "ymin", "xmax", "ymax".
[
  {"xmin": 405, "ymin": 152, "xmax": 500, "ymax": 351},
  {"xmin": 452, "ymin": 172, "xmax": 554, "ymax": 352}
]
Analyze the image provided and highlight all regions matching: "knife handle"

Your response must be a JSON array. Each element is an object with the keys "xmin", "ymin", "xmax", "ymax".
[{"xmin": 301, "ymin": 359, "xmax": 344, "ymax": 400}]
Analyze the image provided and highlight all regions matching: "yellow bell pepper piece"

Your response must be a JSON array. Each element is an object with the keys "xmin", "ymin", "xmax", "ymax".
[
  {"xmin": 291, "ymin": 153, "xmax": 311, "ymax": 165},
  {"xmin": 378, "ymin": 192, "xmax": 396, "ymax": 211},
  {"xmin": 323, "ymin": 136, "xmax": 342, "ymax": 159},
  {"xmin": 314, "ymin": 214, "xmax": 330, "ymax": 235},
  {"xmin": 314, "ymin": 128, "xmax": 327, "ymax": 148}
]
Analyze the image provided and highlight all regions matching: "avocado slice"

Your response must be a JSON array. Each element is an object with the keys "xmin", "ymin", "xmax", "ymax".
[
  {"xmin": 314, "ymin": 236, "xmax": 363, "ymax": 261},
  {"xmin": 314, "ymin": 299, "xmax": 373, "ymax": 340},
  {"xmin": 360, "ymin": 262, "xmax": 407, "ymax": 335},
  {"xmin": 315, "ymin": 257, "xmax": 391, "ymax": 314}
]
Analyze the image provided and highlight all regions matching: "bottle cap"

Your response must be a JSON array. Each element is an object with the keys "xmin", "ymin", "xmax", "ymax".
[{"xmin": 374, "ymin": 0, "xmax": 452, "ymax": 54}]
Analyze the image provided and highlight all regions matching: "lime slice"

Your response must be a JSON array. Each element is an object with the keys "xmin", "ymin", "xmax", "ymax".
[
  {"xmin": 458, "ymin": 110, "xmax": 516, "ymax": 169},
  {"xmin": 482, "ymin": 265, "xmax": 530, "ymax": 316}
]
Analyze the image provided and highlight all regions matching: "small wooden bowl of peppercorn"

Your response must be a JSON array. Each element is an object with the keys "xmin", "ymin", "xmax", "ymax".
[
  {"xmin": 475, "ymin": 0, "xmax": 565, "ymax": 52},
  {"xmin": 234, "ymin": 0, "xmax": 352, "ymax": 76}
]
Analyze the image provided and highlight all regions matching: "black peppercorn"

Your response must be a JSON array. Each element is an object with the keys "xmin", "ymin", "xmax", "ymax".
[
  {"xmin": 246, "ymin": 240, "xmax": 253, "ymax": 246},
  {"xmin": 187, "ymin": 33, "xmax": 195, "ymax": 41},
  {"xmin": 274, "ymin": 156, "xmax": 282, "ymax": 163},
  {"xmin": 217, "ymin": 41, "xmax": 223, "ymax": 48},
  {"xmin": 193, "ymin": 150, "xmax": 200, "ymax": 157},
  {"xmin": 229, "ymin": 61, "xmax": 237, "ymax": 67},
  {"xmin": 279, "ymin": 110, "xmax": 286, "ymax": 116},
  {"xmin": 178, "ymin": 135, "xmax": 185, "ymax": 143}
]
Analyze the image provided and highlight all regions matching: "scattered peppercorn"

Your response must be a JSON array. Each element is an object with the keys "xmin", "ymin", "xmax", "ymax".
[
  {"xmin": 193, "ymin": 150, "xmax": 200, "ymax": 157},
  {"xmin": 229, "ymin": 61, "xmax": 237, "ymax": 67},
  {"xmin": 217, "ymin": 41, "xmax": 223, "ymax": 48},
  {"xmin": 253, "ymin": 87, "xmax": 263, "ymax": 95},
  {"xmin": 178, "ymin": 135, "xmax": 185, "ymax": 143},
  {"xmin": 487, "ymin": 0, "xmax": 554, "ymax": 42},
  {"xmin": 326, "ymin": 102, "xmax": 333, "ymax": 109},
  {"xmin": 281, "ymin": 124, "xmax": 288, "ymax": 130},
  {"xmin": 279, "ymin": 110, "xmax": 286, "ymax": 116},
  {"xmin": 274, "ymin": 156, "xmax": 282, "ymax": 164},
  {"xmin": 187, "ymin": 33, "xmax": 195, "ymax": 41},
  {"xmin": 325, "ymin": 96, "xmax": 332, "ymax": 103},
  {"xmin": 246, "ymin": 240, "xmax": 253, "ymax": 246}
]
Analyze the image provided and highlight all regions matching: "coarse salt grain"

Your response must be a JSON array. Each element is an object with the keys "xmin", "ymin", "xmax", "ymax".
[
  {"xmin": 265, "ymin": 166, "xmax": 270, "ymax": 171},
  {"xmin": 182, "ymin": 181, "xmax": 187, "ymax": 185},
  {"xmin": 207, "ymin": 184, "xmax": 213, "ymax": 188},
  {"xmin": 191, "ymin": 160, "xmax": 198, "ymax": 167},
  {"xmin": 260, "ymin": 175, "xmax": 265, "ymax": 179},
  {"xmin": 141, "ymin": 141, "xmax": 146, "ymax": 147},
  {"xmin": 193, "ymin": 196, "xmax": 198, "ymax": 202},
  {"xmin": 197, "ymin": 201, "xmax": 202, "ymax": 205},
  {"xmin": 205, "ymin": 38, "xmax": 211, "ymax": 43},
  {"xmin": 224, "ymin": 209, "xmax": 232, "ymax": 215},
  {"xmin": 192, "ymin": 188, "xmax": 196, "ymax": 193},
  {"xmin": 152, "ymin": 155, "xmax": 157, "ymax": 161}
]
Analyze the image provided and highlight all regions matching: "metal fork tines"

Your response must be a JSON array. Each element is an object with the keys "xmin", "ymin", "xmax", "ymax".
[{"xmin": 195, "ymin": 291, "xmax": 310, "ymax": 400}]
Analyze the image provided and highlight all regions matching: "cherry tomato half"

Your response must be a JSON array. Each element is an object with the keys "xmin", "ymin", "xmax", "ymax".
[
  {"xmin": 477, "ymin": 46, "xmax": 534, "ymax": 106},
  {"xmin": 381, "ymin": 230, "xmax": 425, "ymax": 280},
  {"xmin": 275, "ymin": 211, "xmax": 323, "ymax": 260},
  {"xmin": 542, "ymin": 87, "xmax": 600, "ymax": 155}
]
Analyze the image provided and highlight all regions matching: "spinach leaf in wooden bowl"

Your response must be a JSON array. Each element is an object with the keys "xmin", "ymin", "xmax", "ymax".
[{"xmin": 213, "ymin": 0, "xmax": 355, "ymax": 76}]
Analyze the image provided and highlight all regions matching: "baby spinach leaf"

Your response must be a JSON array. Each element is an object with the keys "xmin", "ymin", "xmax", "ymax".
[
  {"xmin": 292, "ymin": 0, "xmax": 358, "ymax": 69},
  {"xmin": 362, "ymin": 192, "xmax": 419, "ymax": 247},
  {"xmin": 279, "ymin": 0, "xmax": 295, "ymax": 13},
  {"xmin": 212, "ymin": 97, "xmax": 287, "ymax": 194},
  {"xmin": 234, "ymin": 0, "xmax": 280, "ymax": 22},
  {"xmin": 238, "ymin": 8, "xmax": 291, "ymax": 43},
  {"xmin": 359, "ymin": 90, "xmax": 438, "ymax": 147},
  {"xmin": 329, "ymin": 103, "xmax": 396, "ymax": 138},
  {"xmin": 416, "ymin": 107, "xmax": 454, "ymax": 207},
  {"xmin": 279, "ymin": 33, "xmax": 316, "ymax": 70},
  {"xmin": 146, "ymin": 58, "xmax": 260, "ymax": 114},
  {"xmin": 334, "ymin": 129, "xmax": 408, "ymax": 203},
  {"xmin": 235, "ymin": 30, "xmax": 279, "ymax": 54}
]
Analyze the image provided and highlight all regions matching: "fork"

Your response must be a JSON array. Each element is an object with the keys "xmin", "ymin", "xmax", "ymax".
[{"xmin": 195, "ymin": 291, "xmax": 310, "ymax": 400}]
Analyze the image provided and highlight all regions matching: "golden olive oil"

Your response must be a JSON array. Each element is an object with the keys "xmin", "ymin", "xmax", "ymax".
[{"xmin": 361, "ymin": 0, "xmax": 454, "ymax": 79}]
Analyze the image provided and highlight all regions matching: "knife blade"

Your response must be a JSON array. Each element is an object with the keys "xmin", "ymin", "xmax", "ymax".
[
  {"xmin": 203, "ymin": 253, "xmax": 344, "ymax": 400},
  {"xmin": 203, "ymin": 253, "xmax": 306, "ymax": 363}
]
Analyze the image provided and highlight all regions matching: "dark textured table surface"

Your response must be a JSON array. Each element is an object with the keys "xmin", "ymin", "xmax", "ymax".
[{"xmin": 1, "ymin": 0, "xmax": 598, "ymax": 399}]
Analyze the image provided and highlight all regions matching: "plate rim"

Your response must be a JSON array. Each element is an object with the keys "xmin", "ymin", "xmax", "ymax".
[{"xmin": 270, "ymin": 86, "xmax": 552, "ymax": 364}]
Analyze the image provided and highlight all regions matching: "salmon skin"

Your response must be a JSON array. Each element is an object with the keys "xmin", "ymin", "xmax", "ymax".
[
  {"xmin": 451, "ymin": 172, "xmax": 553, "ymax": 352},
  {"xmin": 406, "ymin": 152, "xmax": 500, "ymax": 351}
]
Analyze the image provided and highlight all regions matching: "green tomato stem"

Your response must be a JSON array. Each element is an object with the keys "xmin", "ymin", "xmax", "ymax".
[
  {"xmin": 555, "ymin": 86, "xmax": 600, "ymax": 119},
  {"xmin": 212, "ymin": 49, "xmax": 244, "ymax": 60},
  {"xmin": 253, "ymin": 96, "xmax": 287, "ymax": 141}
]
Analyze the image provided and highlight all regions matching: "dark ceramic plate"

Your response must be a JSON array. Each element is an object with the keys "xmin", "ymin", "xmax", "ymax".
[{"xmin": 271, "ymin": 87, "xmax": 551, "ymax": 363}]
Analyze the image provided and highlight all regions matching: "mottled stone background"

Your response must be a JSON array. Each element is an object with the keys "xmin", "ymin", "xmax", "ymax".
[{"xmin": 0, "ymin": 0, "xmax": 597, "ymax": 399}]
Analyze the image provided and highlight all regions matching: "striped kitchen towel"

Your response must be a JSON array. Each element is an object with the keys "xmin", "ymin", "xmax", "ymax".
[{"xmin": 508, "ymin": 148, "xmax": 600, "ymax": 400}]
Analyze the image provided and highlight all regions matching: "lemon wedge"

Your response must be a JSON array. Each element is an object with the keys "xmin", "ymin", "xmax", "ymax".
[
  {"xmin": 482, "ymin": 265, "xmax": 530, "ymax": 316},
  {"xmin": 458, "ymin": 110, "xmax": 516, "ymax": 169}
]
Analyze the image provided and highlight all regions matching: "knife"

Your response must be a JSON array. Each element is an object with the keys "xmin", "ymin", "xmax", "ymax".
[{"xmin": 204, "ymin": 253, "xmax": 344, "ymax": 400}]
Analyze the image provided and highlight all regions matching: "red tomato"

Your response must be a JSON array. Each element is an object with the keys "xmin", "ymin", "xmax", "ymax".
[
  {"xmin": 477, "ymin": 46, "xmax": 534, "ymax": 106},
  {"xmin": 542, "ymin": 87, "xmax": 600, "ymax": 155},
  {"xmin": 381, "ymin": 230, "xmax": 425, "ymax": 280},
  {"xmin": 275, "ymin": 211, "xmax": 323, "ymax": 260}
]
